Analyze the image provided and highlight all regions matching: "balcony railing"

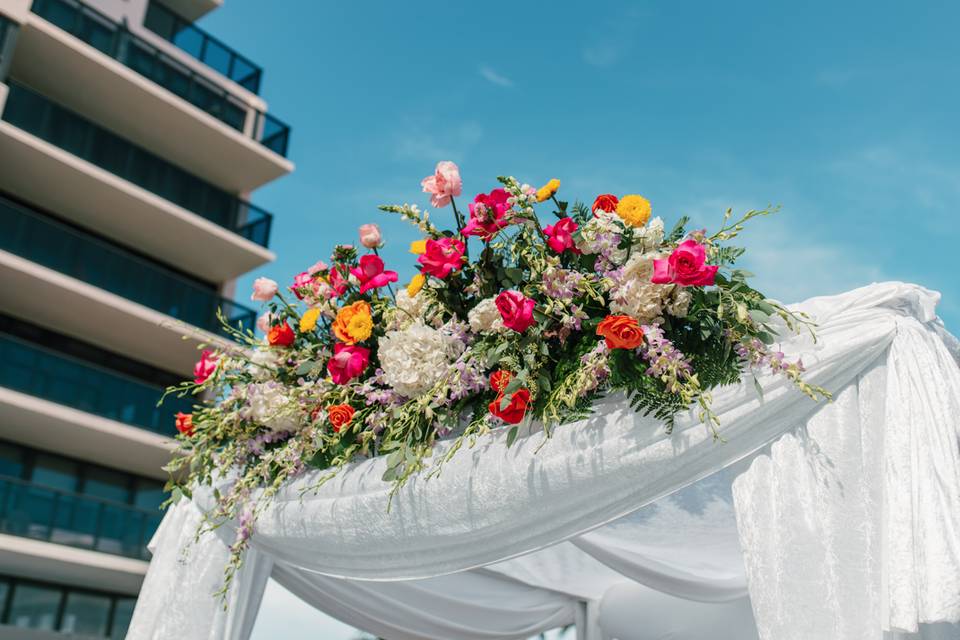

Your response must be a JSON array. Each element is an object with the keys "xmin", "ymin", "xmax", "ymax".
[
  {"xmin": 0, "ymin": 15, "xmax": 16, "ymax": 78},
  {"xmin": 30, "ymin": 0, "xmax": 291, "ymax": 157},
  {"xmin": 2, "ymin": 82, "xmax": 274, "ymax": 247},
  {"xmin": 0, "ymin": 332, "xmax": 194, "ymax": 435},
  {"xmin": 143, "ymin": 1, "xmax": 261, "ymax": 94},
  {"xmin": 0, "ymin": 195, "xmax": 257, "ymax": 335},
  {"xmin": 0, "ymin": 475, "xmax": 160, "ymax": 561}
]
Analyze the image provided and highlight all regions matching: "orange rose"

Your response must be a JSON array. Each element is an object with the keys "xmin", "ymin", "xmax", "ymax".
[
  {"xmin": 175, "ymin": 412, "xmax": 194, "ymax": 436},
  {"xmin": 333, "ymin": 301, "xmax": 373, "ymax": 344},
  {"xmin": 327, "ymin": 404, "xmax": 355, "ymax": 433},
  {"xmin": 592, "ymin": 194, "xmax": 619, "ymax": 214},
  {"xmin": 596, "ymin": 315, "xmax": 645, "ymax": 350},
  {"xmin": 267, "ymin": 322, "xmax": 295, "ymax": 347}
]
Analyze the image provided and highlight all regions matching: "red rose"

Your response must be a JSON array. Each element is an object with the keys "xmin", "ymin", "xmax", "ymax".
[
  {"xmin": 175, "ymin": 412, "xmax": 194, "ymax": 437},
  {"xmin": 490, "ymin": 370, "xmax": 513, "ymax": 393},
  {"xmin": 592, "ymin": 194, "xmax": 619, "ymax": 215},
  {"xmin": 327, "ymin": 404, "xmax": 355, "ymax": 433},
  {"xmin": 489, "ymin": 388, "xmax": 531, "ymax": 425},
  {"xmin": 267, "ymin": 322, "xmax": 295, "ymax": 347}
]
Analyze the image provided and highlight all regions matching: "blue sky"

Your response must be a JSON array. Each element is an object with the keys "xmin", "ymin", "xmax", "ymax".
[{"xmin": 199, "ymin": 1, "xmax": 957, "ymax": 636}]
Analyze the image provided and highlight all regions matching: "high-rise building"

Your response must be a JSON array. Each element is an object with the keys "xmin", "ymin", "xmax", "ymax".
[{"xmin": 0, "ymin": 0, "xmax": 291, "ymax": 636}]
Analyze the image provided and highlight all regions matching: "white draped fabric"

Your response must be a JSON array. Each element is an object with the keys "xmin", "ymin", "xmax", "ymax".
[{"xmin": 127, "ymin": 282, "xmax": 960, "ymax": 640}]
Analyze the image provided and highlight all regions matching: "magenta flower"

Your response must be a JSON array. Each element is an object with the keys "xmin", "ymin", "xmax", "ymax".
[
  {"xmin": 421, "ymin": 161, "xmax": 462, "ymax": 208},
  {"xmin": 496, "ymin": 290, "xmax": 537, "ymax": 333},
  {"xmin": 193, "ymin": 350, "xmax": 218, "ymax": 384},
  {"xmin": 350, "ymin": 255, "xmax": 398, "ymax": 294},
  {"xmin": 290, "ymin": 271, "xmax": 313, "ymax": 300},
  {"xmin": 651, "ymin": 239, "xmax": 718, "ymax": 286},
  {"xmin": 543, "ymin": 218, "xmax": 580, "ymax": 254},
  {"xmin": 328, "ymin": 265, "xmax": 349, "ymax": 298},
  {"xmin": 417, "ymin": 237, "xmax": 465, "ymax": 279},
  {"xmin": 327, "ymin": 343, "xmax": 370, "ymax": 385},
  {"xmin": 463, "ymin": 189, "xmax": 512, "ymax": 240}
]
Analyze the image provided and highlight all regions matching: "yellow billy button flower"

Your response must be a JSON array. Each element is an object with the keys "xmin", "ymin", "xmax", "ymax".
[
  {"xmin": 535, "ymin": 178, "xmax": 561, "ymax": 202},
  {"xmin": 299, "ymin": 308, "xmax": 321, "ymax": 333},
  {"xmin": 407, "ymin": 273, "xmax": 426, "ymax": 297},
  {"xmin": 409, "ymin": 239, "xmax": 427, "ymax": 255},
  {"xmin": 332, "ymin": 301, "xmax": 373, "ymax": 344},
  {"xmin": 615, "ymin": 194, "xmax": 652, "ymax": 227}
]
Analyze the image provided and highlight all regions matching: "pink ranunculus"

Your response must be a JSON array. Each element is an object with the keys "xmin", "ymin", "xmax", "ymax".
[
  {"xmin": 463, "ymin": 189, "xmax": 513, "ymax": 240},
  {"xmin": 250, "ymin": 277, "xmax": 278, "ymax": 302},
  {"xmin": 290, "ymin": 271, "xmax": 314, "ymax": 299},
  {"xmin": 327, "ymin": 266, "xmax": 349, "ymax": 298},
  {"xmin": 496, "ymin": 290, "xmax": 537, "ymax": 333},
  {"xmin": 307, "ymin": 260, "xmax": 328, "ymax": 275},
  {"xmin": 543, "ymin": 217, "xmax": 580, "ymax": 254},
  {"xmin": 420, "ymin": 161, "xmax": 463, "ymax": 208},
  {"xmin": 417, "ymin": 237, "xmax": 465, "ymax": 279},
  {"xmin": 327, "ymin": 343, "xmax": 370, "ymax": 385},
  {"xmin": 651, "ymin": 239, "xmax": 719, "ymax": 287},
  {"xmin": 193, "ymin": 350, "xmax": 218, "ymax": 384},
  {"xmin": 358, "ymin": 224, "xmax": 382, "ymax": 249},
  {"xmin": 350, "ymin": 254, "xmax": 398, "ymax": 294}
]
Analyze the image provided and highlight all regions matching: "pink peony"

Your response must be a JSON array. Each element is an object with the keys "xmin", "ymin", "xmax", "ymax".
[
  {"xmin": 417, "ymin": 237, "xmax": 465, "ymax": 279},
  {"xmin": 495, "ymin": 290, "xmax": 537, "ymax": 333},
  {"xmin": 193, "ymin": 350, "xmax": 217, "ymax": 384},
  {"xmin": 651, "ymin": 239, "xmax": 718, "ymax": 287},
  {"xmin": 250, "ymin": 277, "xmax": 278, "ymax": 302},
  {"xmin": 327, "ymin": 343, "xmax": 370, "ymax": 385},
  {"xmin": 350, "ymin": 254, "xmax": 398, "ymax": 294},
  {"xmin": 543, "ymin": 218, "xmax": 580, "ymax": 254},
  {"xmin": 463, "ymin": 189, "xmax": 513, "ymax": 240},
  {"xmin": 420, "ymin": 161, "xmax": 462, "ymax": 208},
  {"xmin": 358, "ymin": 224, "xmax": 382, "ymax": 249}
]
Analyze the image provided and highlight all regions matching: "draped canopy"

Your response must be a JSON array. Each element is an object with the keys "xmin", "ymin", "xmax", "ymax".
[{"xmin": 127, "ymin": 282, "xmax": 960, "ymax": 640}]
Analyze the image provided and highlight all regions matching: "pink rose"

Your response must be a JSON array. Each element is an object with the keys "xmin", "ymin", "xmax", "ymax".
[
  {"xmin": 328, "ymin": 265, "xmax": 349, "ymax": 298},
  {"xmin": 256, "ymin": 312, "xmax": 274, "ymax": 333},
  {"xmin": 543, "ymin": 218, "xmax": 580, "ymax": 254},
  {"xmin": 350, "ymin": 254, "xmax": 398, "ymax": 294},
  {"xmin": 251, "ymin": 277, "xmax": 278, "ymax": 302},
  {"xmin": 651, "ymin": 239, "xmax": 718, "ymax": 287},
  {"xmin": 420, "ymin": 161, "xmax": 463, "ymax": 208},
  {"xmin": 495, "ymin": 290, "xmax": 537, "ymax": 333},
  {"xmin": 417, "ymin": 237, "xmax": 465, "ymax": 279},
  {"xmin": 358, "ymin": 224, "xmax": 382, "ymax": 249},
  {"xmin": 463, "ymin": 189, "xmax": 513, "ymax": 240},
  {"xmin": 290, "ymin": 271, "xmax": 314, "ymax": 300},
  {"xmin": 193, "ymin": 350, "xmax": 217, "ymax": 384},
  {"xmin": 327, "ymin": 343, "xmax": 370, "ymax": 385}
]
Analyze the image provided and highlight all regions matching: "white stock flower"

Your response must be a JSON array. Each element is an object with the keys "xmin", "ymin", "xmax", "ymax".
[
  {"xmin": 467, "ymin": 297, "xmax": 506, "ymax": 334},
  {"xmin": 379, "ymin": 322, "xmax": 465, "ymax": 398}
]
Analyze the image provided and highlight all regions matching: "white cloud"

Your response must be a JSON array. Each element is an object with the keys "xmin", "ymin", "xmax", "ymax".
[
  {"xmin": 478, "ymin": 65, "xmax": 514, "ymax": 87},
  {"xmin": 392, "ymin": 119, "xmax": 483, "ymax": 162}
]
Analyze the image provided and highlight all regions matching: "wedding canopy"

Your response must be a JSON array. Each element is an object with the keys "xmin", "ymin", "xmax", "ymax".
[{"xmin": 127, "ymin": 282, "xmax": 960, "ymax": 640}]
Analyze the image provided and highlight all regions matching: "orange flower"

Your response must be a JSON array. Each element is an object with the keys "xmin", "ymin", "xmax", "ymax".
[
  {"xmin": 332, "ymin": 301, "xmax": 373, "ymax": 344},
  {"xmin": 174, "ymin": 412, "xmax": 194, "ymax": 437},
  {"xmin": 596, "ymin": 315, "xmax": 645, "ymax": 350},
  {"xmin": 327, "ymin": 404, "xmax": 355, "ymax": 433},
  {"xmin": 267, "ymin": 322, "xmax": 295, "ymax": 347}
]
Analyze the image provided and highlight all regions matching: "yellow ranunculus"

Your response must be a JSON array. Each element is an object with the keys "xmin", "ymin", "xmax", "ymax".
[
  {"xmin": 407, "ymin": 273, "xmax": 426, "ymax": 297},
  {"xmin": 615, "ymin": 194, "xmax": 652, "ymax": 227},
  {"xmin": 409, "ymin": 239, "xmax": 427, "ymax": 255},
  {"xmin": 535, "ymin": 178, "xmax": 561, "ymax": 202},
  {"xmin": 332, "ymin": 301, "xmax": 373, "ymax": 344},
  {"xmin": 299, "ymin": 308, "xmax": 321, "ymax": 333}
]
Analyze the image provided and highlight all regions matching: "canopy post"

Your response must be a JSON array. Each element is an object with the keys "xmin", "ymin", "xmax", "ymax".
[{"xmin": 575, "ymin": 599, "xmax": 602, "ymax": 640}]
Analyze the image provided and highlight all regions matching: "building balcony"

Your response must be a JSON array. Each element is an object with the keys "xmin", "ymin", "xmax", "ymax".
[
  {"xmin": 0, "ymin": 82, "xmax": 275, "ymax": 282},
  {"xmin": 0, "ymin": 330, "xmax": 192, "ymax": 438},
  {"xmin": 1, "ymin": 194, "xmax": 257, "ymax": 338},
  {"xmin": 9, "ymin": 0, "xmax": 293, "ymax": 192},
  {"xmin": 144, "ymin": 1, "xmax": 261, "ymax": 94},
  {"xmin": 0, "ymin": 475, "xmax": 159, "ymax": 562}
]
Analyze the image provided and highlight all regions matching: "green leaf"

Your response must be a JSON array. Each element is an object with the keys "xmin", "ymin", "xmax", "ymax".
[
  {"xmin": 506, "ymin": 425, "xmax": 519, "ymax": 447},
  {"xmin": 753, "ymin": 375, "xmax": 765, "ymax": 401}
]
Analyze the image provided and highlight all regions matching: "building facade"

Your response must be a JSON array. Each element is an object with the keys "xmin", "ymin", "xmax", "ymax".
[{"xmin": 0, "ymin": 0, "xmax": 291, "ymax": 636}]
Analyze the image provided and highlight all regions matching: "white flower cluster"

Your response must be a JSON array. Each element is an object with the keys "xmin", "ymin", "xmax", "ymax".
[
  {"xmin": 608, "ymin": 252, "xmax": 691, "ymax": 324},
  {"xmin": 378, "ymin": 321, "xmax": 466, "ymax": 398},
  {"xmin": 467, "ymin": 296, "xmax": 507, "ymax": 334},
  {"xmin": 244, "ymin": 382, "xmax": 300, "ymax": 433}
]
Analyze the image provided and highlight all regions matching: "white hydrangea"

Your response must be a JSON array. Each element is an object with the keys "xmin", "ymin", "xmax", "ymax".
[
  {"xmin": 244, "ymin": 382, "xmax": 300, "ymax": 433},
  {"xmin": 664, "ymin": 288, "xmax": 692, "ymax": 317},
  {"xmin": 467, "ymin": 297, "xmax": 506, "ymax": 334},
  {"xmin": 609, "ymin": 251, "xmax": 692, "ymax": 323},
  {"xmin": 379, "ymin": 322, "xmax": 466, "ymax": 398},
  {"xmin": 247, "ymin": 347, "xmax": 283, "ymax": 380},
  {"xmin": 633, "ymin": 216, "xmax": 664, "ymax": 251}
]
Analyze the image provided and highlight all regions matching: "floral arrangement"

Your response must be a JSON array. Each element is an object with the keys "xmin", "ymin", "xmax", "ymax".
[{"xmin": 164, "ymin": 162, "xmax": 828, "ymax": 586}]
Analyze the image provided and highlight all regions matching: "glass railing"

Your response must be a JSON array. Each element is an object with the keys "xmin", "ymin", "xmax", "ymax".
[
  {"xmin": 0, "ymin": 15, "xmax": 16, "ymax": 74},
  {"xmin": 2, "ymin": 82, "xmax": 273, "ymax": 247},
  {"xmin": 0, "ymin": 195, "xmax": 257, "ymax": 335},
  {"xmin": 0, "ymin": 475, "xmax": 161, "ymax": 561},
  {"xmin": 0, "ymin": 332, "xmax": 194, "ymax": 435},
  {"xmin": 30, "ymin": 0, "xmax": 291, "ymax": 157},
  {"xmin": 143, "ymin": 1, "xmax": 261, "ymax": 93}
]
